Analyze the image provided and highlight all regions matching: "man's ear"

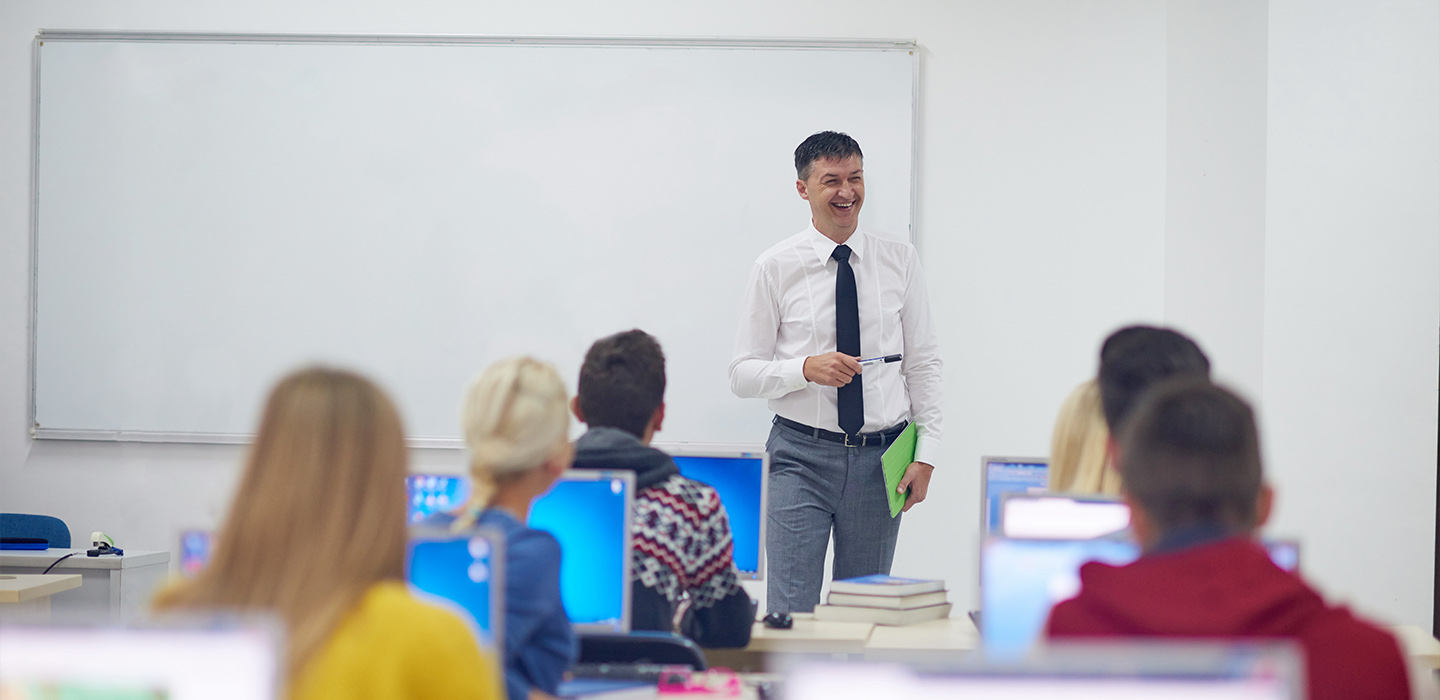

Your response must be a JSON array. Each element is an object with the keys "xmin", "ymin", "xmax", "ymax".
[
  {"xmin": 1106, "ymin": 435, "xmax": 1120, "ymax": 467},
  {"xmin": 1255, "ymin": 483, "xmax": 1275, "ymax": 530},
  {"xmin": 651, "ymin": 402, "xmax": 665, "ymax": 434},
  {"xmin": 796, "ymin": 179, "xmax": 810, "ymax": 201},
  {"xmin": 570, "ymin": 396, "xmax": 585, "ymax": 423}
]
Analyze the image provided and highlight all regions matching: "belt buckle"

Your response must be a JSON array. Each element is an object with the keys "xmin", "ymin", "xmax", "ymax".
[{"xmin": 843, "ymin": 433, "xmax": 857, "ymax": 448}]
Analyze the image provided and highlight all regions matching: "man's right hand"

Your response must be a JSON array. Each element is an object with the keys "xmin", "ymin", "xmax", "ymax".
[{"xmin": 803, "ymin": 353, "xmax": 863, "ymax": 387}]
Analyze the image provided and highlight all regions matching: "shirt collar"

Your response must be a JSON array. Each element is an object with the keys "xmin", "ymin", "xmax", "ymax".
[{"xmin": 807, "ymin": 222, "xmax": 866, "ymax": 265}]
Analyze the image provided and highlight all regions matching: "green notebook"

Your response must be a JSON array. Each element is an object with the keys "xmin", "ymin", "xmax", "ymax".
[{"xmin": 881, "ymin": 422, "xmax": 918, "ymax": 518}]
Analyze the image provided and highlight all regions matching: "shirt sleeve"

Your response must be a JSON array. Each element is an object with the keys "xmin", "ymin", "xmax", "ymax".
[
  {"xmin": 729, "ymin": 261, "xmax": 809, "ymax": 399},
  {"xmin": 899, "ymin": 247, "xmax": 944, "ymax": 466}
]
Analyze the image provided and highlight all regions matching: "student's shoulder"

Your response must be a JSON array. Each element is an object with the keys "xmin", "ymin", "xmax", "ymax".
[
  {"xmin": 643, "ymin": 474, "xmax": 726, "ymax": 518},
  {"xmin": 356, "ymin": 581, "xmax": 477, "ymax": 639}
]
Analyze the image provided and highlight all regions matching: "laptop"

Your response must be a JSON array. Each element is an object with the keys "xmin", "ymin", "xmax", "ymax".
[{"xmin": 1000, "ymin": 492, "xmax": 1130, "ymax": 540}]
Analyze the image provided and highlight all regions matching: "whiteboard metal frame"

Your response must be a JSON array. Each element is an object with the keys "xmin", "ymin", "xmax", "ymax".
[{"xmin": 26, "ymin": 30, "xmax": 921, "ymax": 445}]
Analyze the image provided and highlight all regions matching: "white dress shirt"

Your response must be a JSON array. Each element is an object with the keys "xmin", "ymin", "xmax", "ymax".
[{"xmin": 729, "ymin": 224, "xmax": 944, "ymax": 466}]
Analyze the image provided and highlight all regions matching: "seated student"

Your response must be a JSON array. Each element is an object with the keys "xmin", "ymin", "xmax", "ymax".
[
  {"xmin": 1048, "ymin": 379, "xmax": 1117, "ymax": 494},
  {"xmin": 1046, "ymin": 380, "xmax": 1409, "ymax": 700},
  {"xmin": 569, "ymin": 330, "xmax": 753, "ymax": 648},
  {"xmin": 152, "ymin": 367, "xmax": 500, "ymax": 700},
  {"xmin": 441, "ymin": 356, "xmax": 579, "ymax": 700}
]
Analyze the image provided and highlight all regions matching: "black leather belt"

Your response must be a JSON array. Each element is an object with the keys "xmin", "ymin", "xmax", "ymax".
[{"xmin": 773, "ymin": 415, "xmax": 908, "ymax": 448}]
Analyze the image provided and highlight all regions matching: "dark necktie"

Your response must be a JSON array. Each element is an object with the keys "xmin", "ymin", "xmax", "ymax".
[{"xmin": 833, "ymin": 244, "xmax": 863, "ymax": 435}]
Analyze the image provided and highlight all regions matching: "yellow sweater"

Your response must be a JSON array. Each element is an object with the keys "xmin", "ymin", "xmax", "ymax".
[{"xmin": 290, "ymin": 582, "xmax": 502, "ymax": 700}]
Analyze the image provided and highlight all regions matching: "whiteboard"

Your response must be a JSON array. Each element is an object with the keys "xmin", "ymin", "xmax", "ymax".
[{"xmin": 31, "ymin": 32, "xmax": 917, "ymax": 446}]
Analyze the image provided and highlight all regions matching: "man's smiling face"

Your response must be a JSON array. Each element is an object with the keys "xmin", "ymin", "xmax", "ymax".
[{"xmin": 797, "ymin": 154, "xmax": 864, "ymax": 242}]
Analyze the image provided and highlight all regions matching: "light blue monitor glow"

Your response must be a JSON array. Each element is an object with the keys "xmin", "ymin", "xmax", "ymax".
[
  {"xmin": 671, "ymin": 452, "xmax": 766, "ymax": 577},
  {"xmin": 530, "ymin": 472, "xmax": 633, "ymax": 633},
  {"xmin": 982, "ymin": 537, "xmax": 1302, "ymax": 656}
]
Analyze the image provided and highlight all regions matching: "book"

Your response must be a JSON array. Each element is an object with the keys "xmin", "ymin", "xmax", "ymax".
[
  {"xmin": 880, "ymin": 422, "xmax": 918, "ymax": 517},
  {"xmin": 813, "ymin": 602, "xmax": 953, "ymax": 626},
  {"xmin": 827, "ymin": 590, "xmax": 949, "ymax": 609},
  {"xmin": 828, "ymin": 574, "xmax": 944, "ymax": 597}
]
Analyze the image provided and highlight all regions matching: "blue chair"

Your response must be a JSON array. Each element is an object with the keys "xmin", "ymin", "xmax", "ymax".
[{"xmin": 0, "ymin": 513, "xmax": 71, "ymax": 548}]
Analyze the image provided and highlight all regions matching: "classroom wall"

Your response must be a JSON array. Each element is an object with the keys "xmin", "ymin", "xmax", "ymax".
[{"xmin": 0, "ymin": 0, "xmax": 1434, "ymax": 627}]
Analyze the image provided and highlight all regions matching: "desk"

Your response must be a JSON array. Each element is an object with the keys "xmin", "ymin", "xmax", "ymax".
[
  {"xmin": 0, "ymin": 574, "xmax": 82, "ymax": 619},
  {"xmin": 0, "ymin": 549, "xmax": 169, "ymax": 622}
]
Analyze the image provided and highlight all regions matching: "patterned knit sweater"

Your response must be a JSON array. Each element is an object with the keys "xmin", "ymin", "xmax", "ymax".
[{"xmin": 573, "ymin": 427, "xmax": 753, "ymax": 648}]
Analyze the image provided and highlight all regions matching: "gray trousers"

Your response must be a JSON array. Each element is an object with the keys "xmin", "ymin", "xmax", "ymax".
[{"xmin": 765, "ymin": 419, "xmax": 902, "ymax": 613}]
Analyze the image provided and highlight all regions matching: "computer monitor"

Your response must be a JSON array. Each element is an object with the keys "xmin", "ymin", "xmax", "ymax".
[
  {"xmin": 981, "ymin": 536, "xmax": 1302, "ymax": 655},
  {"xmin": 406, "ymin": 525, "xmax": 504, "ymax": 650},
  {"xmin": 980, "ymin": 456, "xmax": 1049, "ymax": 535},
  {"xmin": 530, "ymin": 470, "xmax": 635, "ymax": 633},
  {"xmin": 1001, "ymin": 493, "xmax": 1130, "ymax": 540},
  {"xmin": 0, "ymin": 623, "xmax": 279, "ymax": 700},
  {"xmin": 178, "ymin": 529, "xmax": 214, "ymax": 576},
  {"xmin": 666, "ymin": 447, "xmax": 768, "ymax": 580},
  {"xmin": 406, "ymin": 474, "xmax": 471, "ymax": 523}
]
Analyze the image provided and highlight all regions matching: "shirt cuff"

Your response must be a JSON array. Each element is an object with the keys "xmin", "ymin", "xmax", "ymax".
[
  {"xmin": 914, "ymin": 431, "xmax": 942, "ymax": 468},
  {"xmin": 779, "ymin": 356, "xmax": 808, "ymax": 393}
]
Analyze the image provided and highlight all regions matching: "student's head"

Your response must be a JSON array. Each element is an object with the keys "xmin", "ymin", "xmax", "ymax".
[
  {"xmin": 1097, "ymin": 325, "xmax": 1211, "ymax": 432},
  {"xmin": 1118, "ymin": 379, "xmax": 1272, "ymax": 549},
  {"xmin": 153, "ymin": 367, "xmax": 408, "ymax": 676},
  {"xmin": 794, "ymin": 131, "xmax": 864, "ymax": 238},
  {"xmin": 574, "ymin": 329, "xmax": 666, "ymax": 442},
  {"xmin": 1048, "ymin": 379, "xmax": 1118, "ymax": 495},
  {"xmin": 462, "ymin": 356, "xmax": 572, "ymax": 507}
]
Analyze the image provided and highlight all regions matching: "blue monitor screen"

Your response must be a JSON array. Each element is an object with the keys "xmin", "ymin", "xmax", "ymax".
[
  {"xmin": 985, "ymin": 461, "xmax": 1049, "ymax": 534},
  {"xmin": 407, "ymin": 475, "xmax": 471, "ymax": 523},
  {"xmin": 982, "ymin": 537, "xmax": 1301, "ymax": 656},
  {"xmin": 408, "ymin": 534, "xmax": 499, "ymax": 648},
  {"xmin": 530, "ymin": 476, "xmax": 630, "ymax": 631},
  {"xmin": 672, "ymin": 454, "xmax": 764, "ymax": 574}
]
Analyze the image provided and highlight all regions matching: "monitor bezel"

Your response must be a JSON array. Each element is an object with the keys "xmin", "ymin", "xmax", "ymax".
[{"xmin": 542, "ymin": 469, "xmax": 637, "ymax": 635}]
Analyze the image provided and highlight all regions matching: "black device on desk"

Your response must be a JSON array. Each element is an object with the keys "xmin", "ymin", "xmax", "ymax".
[
  {"xmin": 0, "ymin": 537, "xmax": 49, "ymax": 551},
  {"xmin": 762, "ymin": 612, "xmax": 793, "ymax": 629}
]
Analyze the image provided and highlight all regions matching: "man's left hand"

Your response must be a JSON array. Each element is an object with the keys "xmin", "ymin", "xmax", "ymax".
[{"xmin": 897, "ymin": 461, "xmax": 934, "ymax": 513}]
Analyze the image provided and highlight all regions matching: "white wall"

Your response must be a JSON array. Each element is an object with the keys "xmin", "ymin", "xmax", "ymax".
[
  {"xmin": 1263, "ymin": 0, "xmax": 1440, "ymax": 626},
  {"xmin": 0, "ymin": 0, "xmax": 1435, "ymax": 628}
]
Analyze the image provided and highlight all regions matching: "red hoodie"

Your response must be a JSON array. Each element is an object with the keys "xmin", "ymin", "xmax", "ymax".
[{"xmin": 1047, "ymin": 538, "xmax": 1409, "ymax": 700}]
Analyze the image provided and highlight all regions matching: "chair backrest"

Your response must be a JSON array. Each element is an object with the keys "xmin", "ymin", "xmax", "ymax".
[
  {"xmin": 578, "ymin": 631, "xmax": 707, "ymax": 670},
  {"xmin": 0, "ymin": 513, "xmax": 72, "ymax": 548}
]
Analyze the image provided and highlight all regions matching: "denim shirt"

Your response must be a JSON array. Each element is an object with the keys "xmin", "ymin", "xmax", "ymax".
[{"xmin": 471, "ymin": 508, "xmax": 578, "ymax": 700}]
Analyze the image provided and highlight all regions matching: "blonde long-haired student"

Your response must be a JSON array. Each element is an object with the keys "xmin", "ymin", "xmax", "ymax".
[
  {"xmin": 152, "ymin": 367, "xmax": 501, "ymax": 700},
  {"xmin": 439, "ymin": 356, "xmax": 578, "ymax": 700},
  {"xmin": 1048, "ymin": 379, "xmax": 1120, "ymax": 495}
]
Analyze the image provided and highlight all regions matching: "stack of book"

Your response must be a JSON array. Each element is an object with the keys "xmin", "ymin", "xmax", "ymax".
[{"xmin": 812, "ymin": 575, "xmax": 951, "ymax": 625}]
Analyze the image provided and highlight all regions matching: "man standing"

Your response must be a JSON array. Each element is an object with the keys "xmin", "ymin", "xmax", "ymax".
[{"xmin": 729, "ymin": 131, "xmax": 943, "ymax": 614}]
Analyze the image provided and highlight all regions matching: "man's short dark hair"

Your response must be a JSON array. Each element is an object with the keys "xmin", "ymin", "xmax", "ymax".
[
  {"xmin": 1118, "ymin": 379, "xmax": 1262, "ymax": 534},
  {"xmin": 795, "ymin": 131, "xmax": 863, "ymax": 181},
  {"xmin": 577, "ymin": 329, "xmax": 666, "ymax": 438},
  {"xmin": 1097, "ymin": 326, "xmax": 1211, "ymax": 431}
]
